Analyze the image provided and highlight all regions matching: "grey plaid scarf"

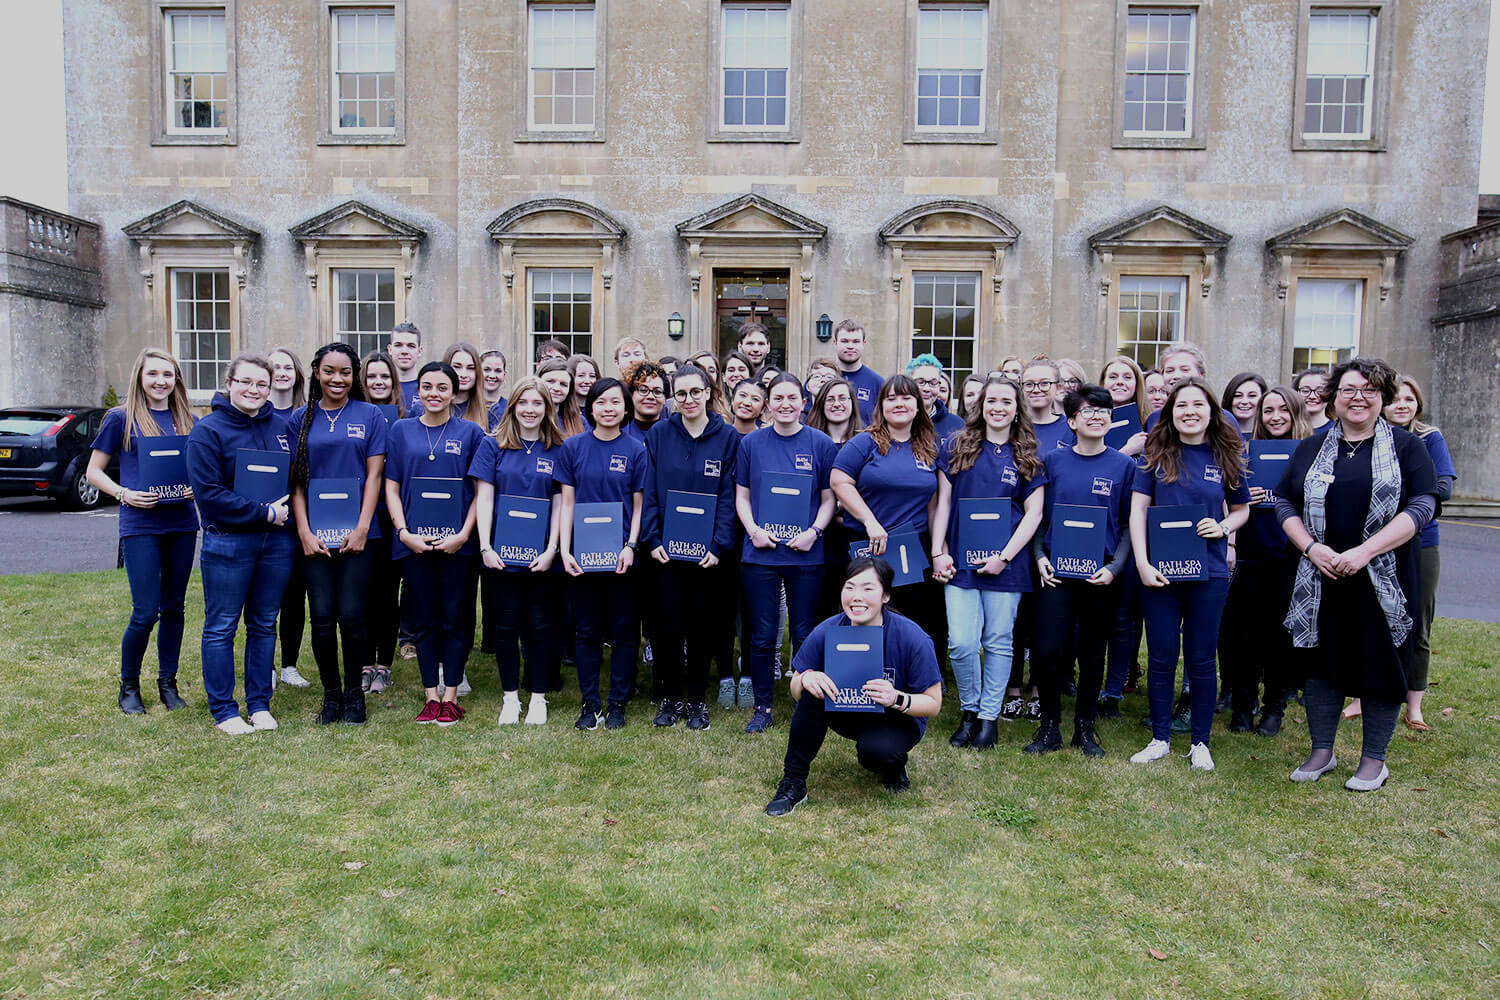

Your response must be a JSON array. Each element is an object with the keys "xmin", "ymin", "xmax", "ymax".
[{"xmin": 1284, "ymin": 417, "xmax": 1411, "ymax": 648}]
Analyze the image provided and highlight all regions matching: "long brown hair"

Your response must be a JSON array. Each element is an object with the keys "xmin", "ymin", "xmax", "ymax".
[
  {"xmin": 1099, "ymin": 355, "xmax": 1150, "ymax": 415},
  {"xmin": 1253, "ymin": 385, "xmax": 1310, "ymax": 441},
  {"xmin": 537, "ymin": 358, "xmax": 584, "ymax": 436},
  {"xmin": 492, "ymin": 376, "xmax": 565, "ymax": 450},
  {"xmin": 443, "ymin": 341, "xmax": 488, "ymax": 430},
  {"xmin": 866, "ymin": 374, "xmax": 937, "ymax": 466},
  {"xmin": 1143, "ymin": 377, "xmax": 1245, "ymax": 488},
  {"xmin": 267, "ymin": 345, "xmax": 307, "ymax": 408},
  {"xmin": 947, "ymin": 376, "xmax": 1041, "ymax": 479},
  {"xmin": 360, "ymin": 350, "xmax": 404, "ymax": 417},
  {"xmin": 120, "ymin": 347, "xmax": 195, "ymax": 451},
  {"xmin": 1391, "ymin": 373, "xmax": 1437, "ymax": 436},
  {"xmin": 806, "ymin": 377, "xmax": 863, "ymax": 442}
]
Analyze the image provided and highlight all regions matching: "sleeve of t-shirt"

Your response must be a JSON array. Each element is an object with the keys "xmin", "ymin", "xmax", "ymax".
[
  {"xmin": 553, "ymin": 438, "xmax": 578, "ymax": 488},
  {"xmin": 938, "ymin": 437, "xmax": 955, "ymax": 477},
  {"xmin": 832, "ymin": 434, "xmax": 874, "ymax": 480},
  {"xmin": 791, "ymin": 617, "xmax": 831, "ymax": 673},
  {"xmin": 467, "ymin": 436, "xmax": 499, "ymax": 484},
  {"xmin": 1132, "ymin": 462, "xmax": 1158, "ymax": 498},
  {"xmin": 366, "ymin": 406, "xmax": 389, "ymax": 457},
  {"xmin": 1225, "ymin": 468, "xmax": 1251, "ymax": 506},
  {"xmin": 91, "ymin": 408, "xmax": 125, "ymax": 455},
  {"xmin": 901, "ymin": 617, "xmax": 943, "ymax": 691},
  {"xmin": 1424, "ymin": 430, "xmax": 1457, "ymax": 480},
  {"xmin": 1020, "ymin": 464, "xmax": 1046, "ymax": 501},
  {"xmin": 733, "ymin": 433, "xmax": 754, "ymax": 487},
  {"xmin": 385, "ymin": 423, "xmax": 407, "ymax": 484}
]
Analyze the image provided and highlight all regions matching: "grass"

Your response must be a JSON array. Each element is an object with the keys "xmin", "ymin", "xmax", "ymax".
[{"xmin": 1, "ymin": 569, "xmax": 1498, "ymax": 999}]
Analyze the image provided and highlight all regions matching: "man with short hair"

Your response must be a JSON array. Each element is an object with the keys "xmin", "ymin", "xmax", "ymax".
[
  {"xmin": 833, "ymin": 319, "xmax": 883, "ymax": 423},
  {"xmin": 387, "ymin": 322, "xmax": 423, "ymax": 412},
  {"xmin": 1145, "ymin": 342, "xmax": 1209, "ymax": 430},
  {"xmin": 536, "ymin": 338, "xmax": 571, "ymax": 366},
  {"xmin": 613, "ymin": 337, "xmax": 649, "ymax": 376}
]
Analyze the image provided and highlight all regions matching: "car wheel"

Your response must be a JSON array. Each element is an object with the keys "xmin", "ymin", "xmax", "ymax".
[{"xmin": 61, "ymin": 461, "xmax": 103, "ymax": 511}]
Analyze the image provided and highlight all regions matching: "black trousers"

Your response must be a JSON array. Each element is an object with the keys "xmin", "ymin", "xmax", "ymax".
[
  {"xmin": 303, "ymin": 547, "xmax": 374, "ymax": 694},
  {"xmin": 782, "ymin": 692, "xmax": 923, "ymax": 783},
  {"xmin": 1219, "ymin": 556, "xmax": 1298, "ymax": 714},
  {"xmin": 654, "ymin": 559, "xmax": 723, "ymax": 704},
  {"xmin": 278, "ymin": 551, "xmax": 306, "ymax": 668},
  {"xmin": 482, "ymin": 568, "xmax": 552, "ymax": 692},
  {"xmin": 365, "ymin": 518, "xmax": 400, "ymax": 666},
  {"xmin": 402, "ymin": 552, "xmax": 475, "ymax": 689},
  {"xmin": 1034, "ymin": 578, "xmax": 1121, "ymax": 724}
]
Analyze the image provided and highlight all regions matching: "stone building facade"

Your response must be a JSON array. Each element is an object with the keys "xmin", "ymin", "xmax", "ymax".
[{"xmin": 58, "ymin": 1, "xmax": 1490, "ymax": 489}]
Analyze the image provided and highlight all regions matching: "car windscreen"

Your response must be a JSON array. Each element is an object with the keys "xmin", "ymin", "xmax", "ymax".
[{"xmin": 0, "ymin": 417, "xmax": 60, "ymax": 436}]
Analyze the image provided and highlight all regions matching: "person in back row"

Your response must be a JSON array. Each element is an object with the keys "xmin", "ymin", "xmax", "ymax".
[{"xmin": 832, "ymin": 319, "xmax": 884, "ymax": 424}]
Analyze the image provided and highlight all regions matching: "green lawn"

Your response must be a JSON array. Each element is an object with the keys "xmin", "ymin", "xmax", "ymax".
[{"xmin": 1, "ymin": 569, "xmax": 1497, "ymax": 999}]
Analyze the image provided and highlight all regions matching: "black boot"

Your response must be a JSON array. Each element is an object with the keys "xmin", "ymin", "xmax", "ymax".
[
  {"xmin": 1229, "ymin": 709, "xmax": 1256, "ymax": 733},
  {"xmin": 1255, "ymin": 710, "xmax": 1284, "ymax": 737},
  {"xmin": 1023, "ymin": 718, "xmax": 1062, "ymax": 754},
  {"xmin": 1073, "ymin": 718, "xmax": 1106, "ymax": 758},
  {"xmin": 949, "ymin": 710, "xmax": 979, "ymax": 748},
  {"xmin": 342, "ymin": 687, "xmax": 366, "ymax": 724},
  {"xmin": 157, "ymin": 676, "xmax": 187, "ymax": 711},
  {"xmin": 118, "ymin": 680, "xmax": 146, "ymax": 715},
  {"xmin": 316, "ymin": 691, "xmax": 344, "ymax": 725},
  {"xmin": 1097, "ymin": 695, "xmax": 1122, "ymax": 718},
  {"xmin": 970, "ymin": 718, "xmax": 999, "ymax": 750}
]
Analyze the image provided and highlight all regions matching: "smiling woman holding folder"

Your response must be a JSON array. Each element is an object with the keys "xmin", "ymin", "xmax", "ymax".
[
  {"xmin": 87, "ymin": 348, "xmax": 200, "ymax": 715},
  {"xmin": 471, "ymin": 377, "xmax": 565, "ymax": 727},
  {"xmin": 1129, "ymin": 379, "xmax": 1250, "ymax": 772},
  {"xmin": 184, "ymin": 353, "xmax": 296, "ymax": 735},
  {"xmin": 764, "ymin": 558, "xmax": 943, "ymax": 816},
  {"xmin": 385, "ymin": 361, "xmax": 485, "ymax": 727},
  {"xmin": 287, "ymin": 343, "xmax": 387, "ymax": 726}
]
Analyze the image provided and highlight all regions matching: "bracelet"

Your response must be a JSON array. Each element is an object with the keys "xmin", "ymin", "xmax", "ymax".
[
  {"xmin": 1303, "ymin": 539, "xmax": 1317, "ymax": 555},
  {"xmin": 115, "ymin": 487, "xmax": 126, "ymax": 504},
  {"xmin": 812, "ymin": 525, "xmax": 824, "ymax": 538}
]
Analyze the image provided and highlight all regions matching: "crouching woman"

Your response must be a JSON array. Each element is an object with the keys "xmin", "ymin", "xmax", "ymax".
[{"xmin": 764, "ymin": 557, "xmax": 943, "ymax": 816}]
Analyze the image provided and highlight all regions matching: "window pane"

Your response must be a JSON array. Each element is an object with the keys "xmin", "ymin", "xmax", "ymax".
[
  {"xmin": 530, "ymin": 268, "xmax": 594, "ymax": 358},
  {"xmin": 1121, "ymin": 10, "xmax": 1193, "ymax": 136},
  {"xmin": 915, "ymin": 3, "xmax": 986, "ymax": 130},
  {"xmin": 1116, "ymin": 275, "xmax": 1187, "ymax": 366},
  {"xmin": 910, "ymin": 272, "xmax": 980, "ymax": 383}
]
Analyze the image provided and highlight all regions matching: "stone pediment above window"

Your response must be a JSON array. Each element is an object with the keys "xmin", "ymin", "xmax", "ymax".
[
  {"xmin": 123, "ymin": 200, "xmax": 259, "ymax": 288},
  {"xmin": 1088, "ymin": 205, "xmax": 1231, "ymax": 298},
  {"xmin": 676, "ymin": 194, "xmax": 827, "ymax": 293},
  {"xmin": 487, "ymin": 198, "xmax": 626, "ymax": 289},
  {"xmin": 877, "ymin": 200, "xmax": 1019, "ymax": 293},
  {"xmin": 289, "ymin": 200, "xmax": 425, "ymax": 289},
  {"xmin": 1266, "ymin": 209, "xmax": 1413, "ymax": 300}
]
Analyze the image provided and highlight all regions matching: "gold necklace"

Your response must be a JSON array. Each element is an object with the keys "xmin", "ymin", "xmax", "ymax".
[
  {"xmin": 1344, "ymin": 436, "xmax": 1367, "ymax": 460},
  {"xmin": 321, "ymin": 399, "xmax": 348, "ymax": 432},
  {"xmin": 423, "ymin": 417, "xmax": 451, "ymax": 462}
]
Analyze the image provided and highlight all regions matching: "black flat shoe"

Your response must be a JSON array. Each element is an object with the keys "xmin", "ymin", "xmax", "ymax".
[
  {"xmin": 157, "ymin": 677, "xmax": 187, "ymax": 711},
  {"xmin": 949, "ymin": 710, "xmax": 979, "ymax": 748},
  {"xmin": 118, "ymin": 681, "xmax": 145, "ymax": 715},
  {"xmin": 970, "ymin": 718, "xmax": 999, "ymax": 750}
]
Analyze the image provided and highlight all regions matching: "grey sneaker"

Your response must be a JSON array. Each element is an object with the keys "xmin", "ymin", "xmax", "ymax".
[
  {"xmin": 736, "ymin": 677, "xmax": 754, "ymax": 708},
  {"xmin": 368, "ymin": 667, "xmax": 391, "ymax": 694},
  {"xmin": 717, "ymin": 677, "xmax": 737, "ymax": 710}
]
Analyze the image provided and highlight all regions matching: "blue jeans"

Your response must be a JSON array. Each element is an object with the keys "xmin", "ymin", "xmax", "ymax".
[
  {"xmin": 743, "ymin": 563, "xmax": 822, "ymax": 709},
  {"xmin": 120, "ymin": 531, "xmax": 197, "ymax": 683},
  {"xmin": 945, "ymin": 585, "xmax": 1022, "ymax": 720},
  {"xmin": 199, "ymin": 529, "xmax": 297, "ymax": 723},
  {"xmin": 1142, "ymin": 577, "xmax": 1230, "ymax": 745}
]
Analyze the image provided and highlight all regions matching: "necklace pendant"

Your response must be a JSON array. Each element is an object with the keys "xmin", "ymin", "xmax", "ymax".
[{"xmin": 428, "ymin": 453, "xmax": 435, "ymax": 462}]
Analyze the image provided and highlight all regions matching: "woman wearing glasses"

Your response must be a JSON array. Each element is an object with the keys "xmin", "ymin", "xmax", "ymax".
[
  {"xmin": 622, "ymin": 361, "xmax": 668, "ymax": 443},
  {"xmin": 1293, "ymin": 368, "xmax": 1333, "ymax": 434},
  {"xmin": 641, "ymin": 364, "xmax": 740, "ymax": 731},
  {"xmin": 1276, "ymin": 359, "xmax": 1437, "ymax": 791},
  {"xmin": 1021, "ymin": 360, "xmax": 1076, "ymax": 455}
]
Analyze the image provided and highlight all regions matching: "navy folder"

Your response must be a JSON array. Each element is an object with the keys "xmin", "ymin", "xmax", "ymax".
[
  {"xmin": 232, "ymin": 448, "xmax": 290, "ymax": 504},
  {"xmin": 848, "ymin": 526, "xmax": 929, "ymax": 587},
  {"xmin": 307, "ymin": 477, "xmax": 362, "ymax": 549},
  {"xmin": 663, "ymin": 490, "xmax": 716, "ymax": 562},
  {"xmin": 406, "ymin": 477, "xmax": 463, "ymax": 541},
  {"xmin": 573, "ymin": 501, "xmax": 622, "ymax": 572},
  {"xmin": 138, "ymin": 435, "xmax": 191, "ymax": 502},
  {"xmin": 1050, "ymin": 504, "xmax": 1106, "ymax": 579},
  {"xmin": 493, "ymin": 494, "xmax": 550, "ymax": 566},
  {"xmin": 956, "ymin": 498, "xmax": 1012, "ymax": 568},
  {"xmin": 757, "ymin": 471, "xmax": 814, "ymax": 543},
  {"xmin": 1248, "ymin": 440, "xmax": 1295, "ymax": 507},
  {"xmin": 375, "ymin": 404, "xmax": 400, "ymax": 426},
  {"xmin": 821, "ymin": 625, "xmax": 885, "ymax": 714},
  {"xmin": 1105, "ymin": 403, "xmax": 1142, "ymax": 450},
  {"xmin": 1148, "ymin": 504, "xmax": 1208, "ymax": 581}
]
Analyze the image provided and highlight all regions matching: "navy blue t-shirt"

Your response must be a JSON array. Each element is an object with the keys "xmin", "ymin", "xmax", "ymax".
[
  {"xmin": 843, "ymin": 365, "xmax": 884, "ymax": 425},
  {"xmin": 554, "ymin": 430, "xmax": 647, "ymax": 530},
  {"xmin": 1033, "ymin": 415, "xmax": 1077, "ymax": 454},
  {"xmin": 91, "ymin": 407, "xmax": 200, "ymax": 538},
  {"xmin": 929, "ymin": 401, "xmax": 965, "ymax": 446},
  {"xmin": 286, "ymin": 401, "xmax": 389, "ymax": 538},
  {"xmin": 833, "ymin": 432, "xmax": 938, "ymax": 538},
  {"xmin": 385, "ymin": 415, "xmax": 485, "ymax": 558},
  {"xmin": 1040, "ymin": 446, "xmax": 1137, "ymax": 567},
  {"xmin": 793, "ymin": 610, "xmax": 943, "ymax": 737},
  {"xmin": 940, "ymin": 439, "xmax": 1045, "ymax": 593},
  {"xmin": 468, "ymin": 435, "xmax": 562, "ymax": 570},
  {"xmin": 486, "ymin": 399, "xmax": 508, "ymax": 432},
  {"xmin": 400, "ymin": 378, "xmax": 421, "ymax": 414},
  {"xmin": 734, "ymin": 424, "xmax": 838, "ymax": 566},
  {"xmin": 1132, "ymin": 442, "xmax": 1251, "ymax": 579}
]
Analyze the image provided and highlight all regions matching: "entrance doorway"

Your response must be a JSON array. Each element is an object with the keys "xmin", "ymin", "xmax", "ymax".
[{"xmin": 715, "ymin": 269, "xmax": 789, "ymax": 368}]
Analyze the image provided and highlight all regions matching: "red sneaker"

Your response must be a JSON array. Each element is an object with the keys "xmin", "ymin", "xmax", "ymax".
[
  {"xmin": 436, "ymin": 701, "xmax": 461, "ymax": 727},
  {"xmin": 415, "ymin": 700, "xmax": 442, "ymax": 723},
  {"xmin": 453, "ymin": 701, "xmax": 466, "ymax": 719}
]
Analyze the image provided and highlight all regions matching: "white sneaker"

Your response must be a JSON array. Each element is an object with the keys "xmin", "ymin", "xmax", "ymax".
[
  {"xmin": 457, "ymin": 673, "xmax": 472, "ymax": 697},
  {"xmin": 215, "ymin": 715, "xmax": 256, "ymax": 735},
  {"xmin": 1130, "ymin": 739, "xmax": 1172, "ymax": 764},
  {"xmin": 249, "ymin": 710, "xmax": 278, "ymax": 731},
  {"xmin": 498, "ymin": 692, "xmax": 522, "ymax": 726},
  {"xmin": 1188, "ymin": 742, "xmax": 1215, "ymax": 771},
  {"xmin": 280, "ymin": 666, "xmax": 311, "ymax": 688},
  {"xmin": 524, "ymin": 693, "xmax": 548, "ymax": 725}
]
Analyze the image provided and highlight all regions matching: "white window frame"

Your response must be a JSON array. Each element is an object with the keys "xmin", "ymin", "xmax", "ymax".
[
  {"xmin": 1112, "ymin": 1, "xmax": 1208, "ymax": 150},
  {"xmin": 150, "ymin": 1, "xmax": 237, "ymax": 146},
  {"xmin": 163, "ymin": 9, "xmax": 229, "ymax": 136},
  {"xmin": 913, "ymin": 3, "xmax": 988, "ymax": 134},
  {"xmin": 527, "ymin": 3, "xmax": 598, "ymax": 133},
  {"xmin": 708, "ymin": 1, "xmax": 801, "ymax": 142},
  {"xmin": 1121, "ymin": 7, "xmax": 1196, "ymax": 138},
  {"xmin": 1302, "ymin": 10, "xmax": 1376, "ymax": 140},
  {"xmin": 1292, "ymin": 277, "xmax": 1363, "ymax": 370},
  {"xmin": 332, "ymin": 267, "xmax": 399, "ymax": 360},
  {"xmin": 317, "ymin": 1, "xmax": 406, "ymax": 145},
  {"xmin": 330, "ymin": 7, "xmax": 397, "ymax": 135},
  {"xmin": 528, "ymin": 267, "xmax": 596, "ymax": 361},
  {"xmin": 1293, "ymin": 2, "xmax": 1392, "ymax": 152},
  {"xmin": 170, "ymin": 267, "xmax": 235, "ymax": 396},
  {"xmin": 1116, "ymin": 275, "xmax": 1188, "ymax": 369},
  {"xmin": 719, "ymin": 3, "xmax": 791, "ymax": 133},
  {"xmin": 910, "ymin": 271, "xmax": 981, "ymax": 384}
]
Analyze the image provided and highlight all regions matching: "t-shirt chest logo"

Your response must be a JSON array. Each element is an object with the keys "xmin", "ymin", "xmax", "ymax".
[
  {"xmin": 703, "ymin": 459, "xmax": 721, "ymax": 478},
  {"xmin": 856, "ymin": 387, "xmax": 871, "ymax": 401},
  {"xmin": 444, "ymin": 439, "xmax": 462, "ymax": 455},
  {"xmin": 915, "ymin": 458, "xmax": 935, "ymax": 473},
  {"xmin": 1203, "ymin": 464, "xmax": 1223, "ymax": 485},
  {"xmin": 609, "ymin": 455, "xmax": 628, "ymax": 474},
  {"xmin": 794, "ymin": 454, "xmax": 814, "ymax": 472},
  {"xmin": 347, "ymin": 423, "xmax": 366, "ymax": 440},
  {"xmin": 1091, "ymin": 476, "xmax": 1112, "ymax": 497},
  {"xmin": 536, "ymin": 457, "xmax": 554, "ymax": 475},
  {"xmin": 1002, "ymin": 467, "xmax": 1018, "ymax": 486},
  {"xmin": 276, "ymin": 435, "xmax": 290, "ymax": 452}
]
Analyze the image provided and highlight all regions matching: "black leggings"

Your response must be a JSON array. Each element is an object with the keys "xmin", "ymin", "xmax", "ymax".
[
  {"xmin": 1034, "ymin": 578, "xmax": 1121, "ymax": 724},
  {"xmin": 365, "ymin": 519, "xmax": 400, "ymax": 666},
  {"xmin": 483, "ymin": 568, "xmax": 552, "ymax": 692},
  {"xmin": 782, "ymin": 692, "xmax": 923, "ymax": 783},
  {"xmin": 402, "ymin": 552, "xmax": 475, "ymax": 689},
  {"xmin": 654, "ymin": 559, "xmax": 724, "ymax": 704},
  {"xmin": 1218, "ymin": 556, "xmax": 1298, "ymax": 714},
  {"xmin": 278, "ymin": 552, "xmax": 306, "ymax": 668},
  {"xmin": 303, "ymin": 547, "xmax": 374, "ymax": 694}
]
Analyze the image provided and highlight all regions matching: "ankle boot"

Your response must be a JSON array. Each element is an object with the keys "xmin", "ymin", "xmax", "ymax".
[
  {"xmin": 1023, "ymin": 718, "xmax": 1062, "ymax": 754},
  {"xmin": 970, "ymin": 717, "xmax": 999, "ymax": 750},
  {"xmin": 1073, "ymin": 718, "xmax": 1106, "ymax": 758},
  {"xmin": 316, "ymin": 691, "xmax": 344, "ymax": 725},
  {"xmin": 342, "ymin": 688, "xmax": 366, "ymax": 725},
  {"xmin": 949, "ymin": 710, "xmax": 979, "ymax": 748},
  {"xmin": 118, "ymin": 680, "xmax": 146, "ymax": 715},
  {"xmin": 157, "ymin": 676, "xmax": 187, "ymax": 711}
]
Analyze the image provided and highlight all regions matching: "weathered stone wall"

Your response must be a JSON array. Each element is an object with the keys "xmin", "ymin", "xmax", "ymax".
[{"xmin": 1435, "ymin": 215, "xmax": 1500, "ymax": 501}]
